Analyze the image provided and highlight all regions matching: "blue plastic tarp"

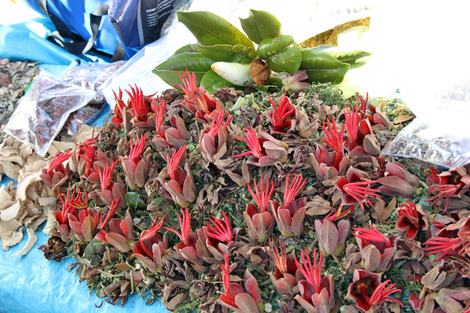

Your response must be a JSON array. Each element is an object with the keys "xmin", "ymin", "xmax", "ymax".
[
  {"xmin": 0, "ymin": 230, "xmax": 168, "ymax": 313},
  {"xmin": 0, "ymin": 18, "xmax": 111, "ymax": 65}
]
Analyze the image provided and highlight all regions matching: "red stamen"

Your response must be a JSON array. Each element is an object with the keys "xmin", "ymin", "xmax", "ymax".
[
  {"xmin": 247, "ymin": 175, "xmax": 274, "ymax": 212},
  {"xmin": 166, "ymin": 145, "xmax": 186, "ymax": 181}
]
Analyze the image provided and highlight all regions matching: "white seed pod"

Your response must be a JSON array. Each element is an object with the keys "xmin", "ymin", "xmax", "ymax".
[{"xmin": 211, "ymin": 62, "xmax": 253, "ymax": 86}]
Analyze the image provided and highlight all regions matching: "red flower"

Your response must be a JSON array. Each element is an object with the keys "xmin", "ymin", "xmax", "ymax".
[
  {"xmin": 153, "ymin": 97, "xmax": 167, "ymax": 138},
  {"xmin": 346, "ymin": 269, "xmax": 403, "ymax": 312},
  {"xmin": 140, "ymin": 215, "xmax": 165, "ymax": 241},
  {"xmin": 295, "ymin": 248, "xmax": 324, "ymax": 294},
  {"xmin": 128, "ymin": 133, "xmax": 146, "ymax": 164},
  {"xmin": 53, "ymin": 187, "xmax": 81, "ymax": 241},
  {"xmin": 218, "ymin": 254, "xmax": 264, "ymax": 312},
  {"xmin": 294, "ymin": 248, "xmax": 336, "ymax": 313},
  {"xmin": 151, "ymin": 97, "xmax": 190, "ymax": 150},
  {"xmin": 126, "ymin": 84, "xmax": 154, "ymax": 123},
  {"xmin": 69, "ymin": 207, "xmax": 100, "ymax": 242},
  {"xmin": 207, "ymin": 111, "xmax": 232, "ymax": 137},
  {"xmin": 164, "ymin": 208, "xmax": 191, "ymax": 246},
  {"xmin": 353, "ymin": 224, "xmax": 396, "ymax": 272},
  {"xmin": 353, "ymin": 224, "xmax": 391, "ymax": 250},
  {"xmin": 425, "ymin": 167, "xmax": 470, "ymax": 213},
  {"xmin": 95, "ymin": 200, "xmax": 136, "ymax": 252},
  {"xmin": 77, "ymin": 140, "xmax": 98, "ymax": 178},
  {"xmin": 166, "ymin": 145, "xmax": 186, "ymax": 182},
  {"xmin": 247, "ymin": 176, "xmax": 274, "ymax": 213},
  {"xmin": 173, "ymin": 70, "xmax": 224, "ymax": 124},
  {"xmin": 96, "ymin": 199, "xmax": 119, "ymax": 239},
  {"xmin": 266, "ymin": 93, "xmax": 295, "ymax": 134},
  {"xmin": 98, "ymin": 160, "xmax": 119, "ymax": 191},
  {"xmin": 199, "ymin": 111, "xmax": 232, "ymax": 164},
  {"xmin": 425, "ymin": 166, "xmax": 440, "ymax": 185},
  {"xmin": 234, "ymin": 127, "xmax": 288, "ymax": 167},
  {"xmin": 111, "ymin": 88, "xmax": 126, "ymax": 125},
  {"xmin": 283, "ymin": 173, "xmax": 307, "ymax": 210},
  {"xmin": 47, "ymin": 151, "xmax": 72, "ymax": 176},
  {"xmin": 132, "ymin": 231, "xmax": 167, "ymax": 273},
  {"xmin": 267, "ymin": 238, "xmax": 299, "ymax": 295},
  {"xmin": 335, "ymin": 167, "xmax": 381, "ymax": 210},
  {"xmin": 344, "ymin": 105, "xmax": 360, "ymax": 144},
  {"xmin": 204, "ymin": 211, "xmax": 233, "ymax": 243},
  {"xmin": 244, "ymin": 176, "xmax": 275, "ymax": 242},
  {"xmin": 158, "ymin": 145, "xmax": 196, "ymax": 208},
  {"xmin": 271, "ymin": 173, "xmax": 307, "ymax": 238},
  {"xmin": 322, "ymin": 118, "xmax": 345, "ymax": 169},
  {"xmin": 396, "ymin": 200, "xmax": 429, "ymax": 239},
  {"xmin": 424, "ymin": 219, "xmax": 470, "ymax": 261},
  {"xmin": 234, "ymin": 126, "xmax": 264, "ymax": 159}
]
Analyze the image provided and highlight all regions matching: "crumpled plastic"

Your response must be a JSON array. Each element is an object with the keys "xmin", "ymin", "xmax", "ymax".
[
  {"xmin": 59, "ymin": 61, "xmax": 124, "ymax": 136},
  {"xmin": 382, "ymin": 97, "xmax": 470, "ymax": 168},
  {"xmin": 4, "ymin": 69, "xmax": 95, "ymax": 156},
  {"xmin": 61, "ymin": 61, "xmax": 125, "ymax": 104}
]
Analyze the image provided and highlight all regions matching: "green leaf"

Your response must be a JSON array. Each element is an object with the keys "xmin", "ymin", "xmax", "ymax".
[
  {"xmin": 177, "ymin": 11, "xmax": 254, "ymax": 48},
  {"xmin": 174, "ymin": 43, "xmax": 199, "ymax": 54},
  {"xmin": 153, "ymin": 52, "xmax": 213, "ymax": 88},
  {"xmin": 200, "ymin": 70, "xmax": 235, "ymax": 94},
  {"xmin": 239, "ymin": 9, "xmax": 281, "ymax": 44},
  {"xmin": 125, "ymin": 191, "xmax": 147, "ymax": 210},
  {"xmin": 313, "ymin": 45, "xmax": 371, "ymax": 69},
  {"xmin": 257, "ymin": 35, "xmax": 302, "ymax": 74},
  {"xmin": 300, "ymin": 48, "xmax": 350, "ymax": 84},
  {"xmin": 197, "ymin": 44, "xmax": 255, "ymax": 63},
  {"xmin": 82, "ymin": 240, "xmax": 102, "ymax": 267}
]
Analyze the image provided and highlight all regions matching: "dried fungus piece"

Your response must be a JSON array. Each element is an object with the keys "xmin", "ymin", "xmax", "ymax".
[{"xmin": 10, "ymin": 227, "xmax": 37, "ymax": 257}]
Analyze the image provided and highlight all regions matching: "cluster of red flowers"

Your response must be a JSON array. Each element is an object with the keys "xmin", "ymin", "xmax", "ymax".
[{"xmin": 41, "ymin": 70, "xmax": 470, "ymax": 313}]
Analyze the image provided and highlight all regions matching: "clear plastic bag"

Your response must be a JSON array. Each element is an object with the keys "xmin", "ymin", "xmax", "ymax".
[
  {"xmin": 4, "ymin": 70, "xmax": 96, "ymax": 156},
  {"xmin": 382, "ymin": 97, "xmax": 470, "ymax": 168},
  {"xmin": 60, "ymin": 61, "xmax": 125, "ymax": 104},
  {"xmin": 61, "ymin": 103, "xmax": 104, "ymax": 136}
]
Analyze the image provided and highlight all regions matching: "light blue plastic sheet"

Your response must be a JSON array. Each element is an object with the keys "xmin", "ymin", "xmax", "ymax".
[{"xmin": 0, "ymin": 230, "xmax": 169, "ymax": 313}]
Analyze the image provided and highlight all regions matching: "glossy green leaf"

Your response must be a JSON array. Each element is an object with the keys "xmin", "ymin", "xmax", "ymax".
[
  {"xmin": 200, "ymin": 70, "xmax": 235, "ymax": 94},
  {"xmin": 239, "ymin": 9, "xmax": 281, "ymax": 44},
  {"xmin": 253, "ymin": 77, "xmax": 283, "ymax": 92},
  {"xmin": 300, "ymin": 48, "xmax": 350, "ymax": 84},
  {"xmin": 257, "ymin": 35, "xmax": 302, "ymax": 74},
  {"xmin": 197, "ymin": 44, "xmax": 255, "ymax": 63},
  {"xmin": 174, "ymin": 43, "xmax": 199, "ymax": 54},
  {"xmin": 177, "ymin": 11, "xmax": 254, "ymax": 48},
  {"xmin": 313, "ymin": 45, "xmax": 371, "ymax": 69},
  {"xmin": 152, "ymin": 52, "xmax": 213, "ymax": 88}
]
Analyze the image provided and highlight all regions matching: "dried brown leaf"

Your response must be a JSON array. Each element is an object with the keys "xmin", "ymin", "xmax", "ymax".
[
  {"xmin": 371, "ymin": 196, "xmax": 397, "ymax": 222},
  {"xmin": 306, "ymin": 195, "xmax": 331, "ymax": 216}
]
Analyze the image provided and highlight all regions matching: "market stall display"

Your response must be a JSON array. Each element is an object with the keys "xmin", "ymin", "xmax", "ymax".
[{"xmin": 3, "ymin": 2, "xmax": 470, "ymax": 313}]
